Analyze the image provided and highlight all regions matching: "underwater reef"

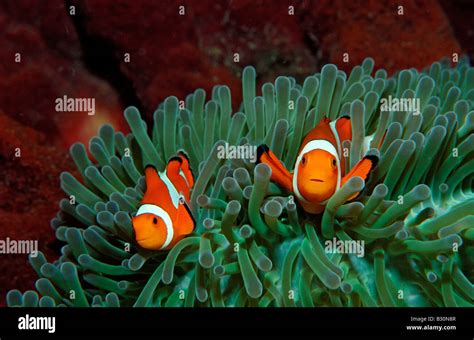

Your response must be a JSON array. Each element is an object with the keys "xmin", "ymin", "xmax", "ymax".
[{"xmin": 7, "ymin": 57, "xmax": 474, "ymax": 307}]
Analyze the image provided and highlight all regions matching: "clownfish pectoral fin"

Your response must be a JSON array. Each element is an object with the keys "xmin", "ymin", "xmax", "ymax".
[
  {"xmin": 176, "ymin": 202, "xmax": 195, "ymax": 236},
  {"xmin": 335, "ymin": 115, "xmax": 352, "ymax": 143},
  {"xmin": 340, "ymin": 155, "xmax": 379, "ymax": 200},
  {"xmin": 256, "ymin": 144, "xmax": 293, "ymax": 192}
]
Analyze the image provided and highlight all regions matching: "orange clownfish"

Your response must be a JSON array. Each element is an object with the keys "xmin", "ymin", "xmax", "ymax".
[
  {"xmin": 132, "ymin": 153, "xmax": 195, "ymax": 250},
  {"xmin": 257, "ymin": 116, "xmax": 379, "ymax": 214}
]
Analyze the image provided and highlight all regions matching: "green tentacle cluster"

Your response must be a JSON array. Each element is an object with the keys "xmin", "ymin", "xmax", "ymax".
[{"xmin": 7, "ymin": 57, "xmax": 473, "ymax": 307}]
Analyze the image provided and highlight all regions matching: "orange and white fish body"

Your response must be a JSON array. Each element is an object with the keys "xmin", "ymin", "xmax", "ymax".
[
  {"xmin": 257, "ymin": 116, "xmax": 378, "ymax": 214},
  {"xmin": 132, "ymin": 153, "xmax": 195, "ymax": 250}
]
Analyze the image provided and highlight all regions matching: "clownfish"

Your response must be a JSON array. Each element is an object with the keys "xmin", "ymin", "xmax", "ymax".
[
  {"xmin": 257, "ymin": 116, "xmax": 379, "ymax": 214},
  {"xmin": 132, "ymin": 153, "xmax": 195, "ymax": 250}
]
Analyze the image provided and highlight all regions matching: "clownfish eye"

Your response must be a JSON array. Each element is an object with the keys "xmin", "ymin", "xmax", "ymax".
[
  {"xmin": 153, "ymin": 217, "xmax": 158, "ymax": 225},
  {"xmin": 331, "ymin": 159, "xmax": 337, "ymax": 168},
  {"xmin": 301, "ymin": 156, "xmax": 306, "ymax": 165}
]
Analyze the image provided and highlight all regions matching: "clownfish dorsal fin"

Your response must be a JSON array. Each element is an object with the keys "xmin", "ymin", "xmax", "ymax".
[
  {"xmin": 340, "ymin": 155, "xmax": 379, "ymax": 200},
  {"xmin": 142, "ymin": 165, "xmax": 174, "ymax": 207},
  {"xmin": 256, "ymin": 144, "xmax": 293, "ymax": 193},
  {"xmin": 144, "ymin": 165, "xmax": 165, "ymax": 193}
]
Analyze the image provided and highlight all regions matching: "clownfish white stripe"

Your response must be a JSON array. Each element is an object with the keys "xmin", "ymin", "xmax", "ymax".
[
  {"xmin": 159, "ymin": 171, "xmax": 181, "ymax": 208},
  {"xmin": 292, "ymin": 139, "xmax": 341, "ymax": 203},
  {"xmin": 329, "ymin": 120, "xmax": 342, "ymax": 157},
  {"xmin": 135, "ymin": 204, "xmax": 174, "ymax": 249}
]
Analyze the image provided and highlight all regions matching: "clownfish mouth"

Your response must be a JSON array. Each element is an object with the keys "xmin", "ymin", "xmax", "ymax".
[
  {"xmin": 310, "ymin": 178, "xmax": 324, "ymax": 182},
  {"xmin": 136, "ymin": 237, "xmax": 149, "ymax": 242}
]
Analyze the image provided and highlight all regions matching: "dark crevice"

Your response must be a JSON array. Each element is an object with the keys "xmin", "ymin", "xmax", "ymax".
[
  {"xmin": 302, "ymin": 30, "xmax": 326, "ymax": 65},
  {"xmin": 298, "ymin": 10, "xmax": 328, "ymax": 70},
  {"xmin": 65, "ymin": 0, "xmax": 145, "ymax": 114},
  {"xmin": 438, "ymin": 0, "xmax": 474, "ymax": 65},
  {"xmin": 47, "ymin": 238, "xmax": 65, "ymax": 255}
]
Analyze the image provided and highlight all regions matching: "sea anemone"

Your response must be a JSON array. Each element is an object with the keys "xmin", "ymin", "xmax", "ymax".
[{"xmin": 7, "ymin": 57, "xmax": 473, "ymax": 307}]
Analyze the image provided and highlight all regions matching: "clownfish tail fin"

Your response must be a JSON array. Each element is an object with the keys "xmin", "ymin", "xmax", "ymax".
[
  {"xmin": 256, "ymin": 144, "xmax": 293, "ymax": 192},
  {"xmin": 341, "ymin": 154, "xmax": 379, "ymax": 201}
]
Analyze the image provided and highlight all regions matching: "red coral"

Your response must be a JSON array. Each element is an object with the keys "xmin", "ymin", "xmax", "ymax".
[
  {"xmin": 0, "ymin": 112, "xmax": 75, "ymax": 306},
  {"xmin": 304, "ymin": 0, "xmax": 462, "ymax": 75}
]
